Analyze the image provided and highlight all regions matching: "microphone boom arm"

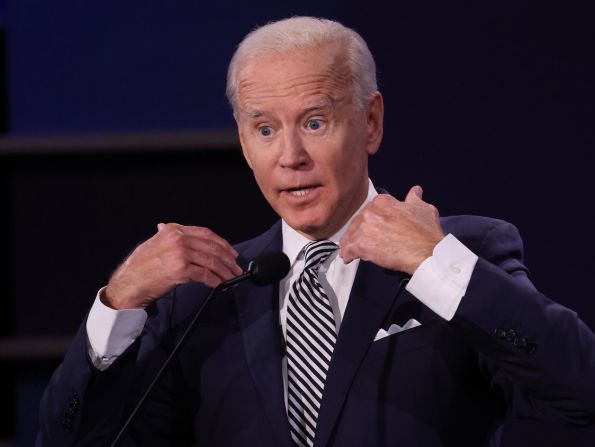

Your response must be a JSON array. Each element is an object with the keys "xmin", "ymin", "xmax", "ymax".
[{"xmin": 110, "ymin": 251, "xmax": 289, "ymax": 446}]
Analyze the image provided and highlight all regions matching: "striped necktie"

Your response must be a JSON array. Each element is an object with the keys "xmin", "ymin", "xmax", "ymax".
[{"xmin": 286, "ymin": 240, "xmax": 338, "ymax": 447}]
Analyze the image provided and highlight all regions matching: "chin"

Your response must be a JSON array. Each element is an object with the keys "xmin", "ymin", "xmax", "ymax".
[
  {"xmin": 286, "ymin": 216, "xmax": 327, "ymax": 239},
  {"xmin": 277, "ymin": 201, "xmax": 333, "ymax": 237}
]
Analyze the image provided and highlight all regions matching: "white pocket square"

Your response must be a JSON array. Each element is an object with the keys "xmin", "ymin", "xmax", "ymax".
[{"xmin": 374, "ymin": 319, "xmax": 421, "ymax": 341}]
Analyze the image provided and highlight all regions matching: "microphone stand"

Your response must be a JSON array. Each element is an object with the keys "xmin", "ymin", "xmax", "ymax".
[{"xmin": 110, "ymin": 269, "xmax": 254, "ymax": 447}]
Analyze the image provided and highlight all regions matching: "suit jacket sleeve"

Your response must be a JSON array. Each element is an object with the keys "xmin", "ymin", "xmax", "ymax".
[
  {"xmin": 448, "ymin": 218, "xmax": 595, "ymax": 426},
  {"xmin": 35, "ymin": 286, "xmax": 200, "ymax": 446}
]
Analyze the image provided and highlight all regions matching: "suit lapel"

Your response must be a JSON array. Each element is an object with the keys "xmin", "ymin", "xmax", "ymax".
[
  {"xmin": 313, "ymin": 260, "xmax": 409, "ymax": 447},
  {"xmin": 234, "ymin": 223, "xmax": 293, "ymax": 447},
  {"xmin": 231, "ymin": 220, "xmax": 409, "ymax": 447}
]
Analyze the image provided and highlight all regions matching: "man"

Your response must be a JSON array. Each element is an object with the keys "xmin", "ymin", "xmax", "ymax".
[{"xmin": 37, "ymin": 17, "xmax": 595, "ymax": 447}]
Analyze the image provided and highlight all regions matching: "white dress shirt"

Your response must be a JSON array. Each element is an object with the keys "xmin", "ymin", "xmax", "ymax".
[{"xmin": 86, "ymin": 179, "xmax": 478, "ymax": 370}]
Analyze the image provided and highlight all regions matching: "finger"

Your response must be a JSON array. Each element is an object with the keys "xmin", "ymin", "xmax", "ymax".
[
  {"xmin": 338, "ymin": 244, "xmax": 355, "ymax": 264},
  {"xmin": 182, "ymin": 247, "xmax": 242, "ymax": 281},
  {"xmin": 158, "ymin": 223, "xmax": 241, "ymax": 275},
  {"xmin": 405, "ymin": 185, "xmax": 423, "ymax": 203},
  {"xmin": 165, "ymin": 223, "xmax": 239, "ymax": 258},
  {"xmin": 339, "ymin": 201, "xmax": 375, "ymax": 263},
  {"xmin": 339, "ymin": 218, "xmax": 360, "ymax": 260},
  {"xmin": 186, "ymin": 265, "xmax": 225, "ymax": 288},
  {"xmin": 184, "ymin": 238, "xmax": 243, "ymax": 276},
  {"xmin": 376, "ymin": 192, "xmax": 399, "ymax": 203},
  {"xmin": 339, "ymin": 229, "xmax": 361, "ymax": 264},
  {"xmin": 178, "ymin": 225, "xmax": 240, "ymax": 258}
]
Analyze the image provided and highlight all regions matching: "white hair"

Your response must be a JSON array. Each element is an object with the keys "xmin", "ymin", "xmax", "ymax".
[{"xmin": 226, "ymin": 16, "xmax": 378, "ymax": 114}]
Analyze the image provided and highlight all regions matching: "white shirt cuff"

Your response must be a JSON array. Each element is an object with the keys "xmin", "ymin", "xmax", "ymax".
[
  {"xmin": 406, "ymin": 234, "xmax": 478, "ymax": 321},
  {"xmin": 86, "ymin": 287, "xmax": 147, "ymax": 370}
]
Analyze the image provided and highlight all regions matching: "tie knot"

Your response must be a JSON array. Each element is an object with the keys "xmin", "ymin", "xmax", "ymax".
[{"xmin": 303, "ymin": 240, "xmax": 337, "ymax": 271}]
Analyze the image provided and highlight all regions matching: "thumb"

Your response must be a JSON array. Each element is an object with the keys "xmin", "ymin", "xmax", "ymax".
[{"xmin": 405, "ymin": 185, "xmax": 423, "ymax": 202}]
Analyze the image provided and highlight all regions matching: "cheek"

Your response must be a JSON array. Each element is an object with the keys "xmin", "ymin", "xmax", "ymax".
[
  {"xmin": 244, "ymin": 144, "xmax": 275, "ymax": 179},
  {"xmin": 250, "ymin": 157, "xmax": 278, "ymax": 201},
  {"xmin": 252, "ymin": 163, "xmax": 271, "ymax": 189},
  {"xmin": 327, "ymin": 119, "xmax": 368, "ymax": 169},
  {"xmin": 328, "ymin": 142, "xmax": 366, "ymax": 184}
]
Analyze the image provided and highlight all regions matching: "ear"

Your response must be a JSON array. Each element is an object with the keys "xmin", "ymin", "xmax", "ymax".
[
  {"xmin": 364, "ymin": 91, "xmax": 384, "ymax": 156},
  {"xmin": 236, "ymin": 117, "xmax": 254, "ymax": 170}
]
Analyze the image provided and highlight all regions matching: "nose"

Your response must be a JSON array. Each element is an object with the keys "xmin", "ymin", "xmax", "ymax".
[{"xmin": 278, "ymin": 129, "xmax": 310, "ymax": 169}]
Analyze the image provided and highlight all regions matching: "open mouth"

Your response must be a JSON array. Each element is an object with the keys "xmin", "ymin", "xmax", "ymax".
[
  {"xmin": 282, "ymin": 185, "xmax": 321, "ymax": 199},
  {"xmin": 288, "ymin": 187, "xmax": 313, "ymax": 197}
]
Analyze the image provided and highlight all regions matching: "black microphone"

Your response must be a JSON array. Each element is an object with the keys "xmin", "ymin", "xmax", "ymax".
[
  {"xmin": 221, "ymin": 251, "xmax": 290, "ymax": 288},
  {"xmin": 110, "ymin": 251, "xmax": 290, "ymax": 446},
  {"xmin": 248, "ymin": 251, "xmax": 291, "ymax": 286}
]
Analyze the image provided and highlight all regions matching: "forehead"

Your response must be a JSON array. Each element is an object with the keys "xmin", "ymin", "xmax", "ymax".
[{"xmin": 236, "ymin": 45, "xmax": 352, "ymax": 115}]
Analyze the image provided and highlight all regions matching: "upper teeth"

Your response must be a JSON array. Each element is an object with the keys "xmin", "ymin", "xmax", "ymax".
[{"xmin": 290, "ymin": 188, "xmax": 311, "ymax": 196}]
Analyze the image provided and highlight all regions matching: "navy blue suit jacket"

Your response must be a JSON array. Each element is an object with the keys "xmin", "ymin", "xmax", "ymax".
[{"xmin": 36, "ymin": 216, "xmax": 595, "ymax": 446}]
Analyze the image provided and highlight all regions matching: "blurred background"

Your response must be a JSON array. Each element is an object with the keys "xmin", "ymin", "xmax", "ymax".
[{"xmin": 0, "ymin": 0, "xmax": 593, "ymax": 445}]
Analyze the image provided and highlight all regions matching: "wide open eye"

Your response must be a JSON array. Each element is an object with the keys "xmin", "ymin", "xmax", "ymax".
[
  {"xmin": 259, "ymin": 126, "xmax": 273, "ymax": 137},
  {"xmin": 307, "ymin": 119, "xmax": 322, "ymax": 131}
]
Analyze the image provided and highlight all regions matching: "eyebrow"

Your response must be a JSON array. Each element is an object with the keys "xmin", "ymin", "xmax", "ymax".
[
  {"xmin": 244, "ymin": 109, "xmax": 263, "ymax": 119},
  {"xmin": 300, "ymin": 99, "xmax": 333, "ymax": 117},
  {"xmin": 243, "ymin": 99, "xmax": 334, "ymax": 121}
]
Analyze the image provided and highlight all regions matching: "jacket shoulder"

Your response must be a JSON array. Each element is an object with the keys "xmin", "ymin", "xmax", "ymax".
[{"xmin": 440, "ymin": 215, "xmax": 525, "ymax": 269}]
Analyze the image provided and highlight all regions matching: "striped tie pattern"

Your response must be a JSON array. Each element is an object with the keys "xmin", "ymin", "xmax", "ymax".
[{"xmin": 286, "ymin": 240, "xmax": 338, "ymax": 447}]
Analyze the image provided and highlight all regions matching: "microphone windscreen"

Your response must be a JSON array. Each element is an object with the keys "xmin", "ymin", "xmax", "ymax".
[{"xmin": 249, "ymin": 252, "xmax": 290, "ymax": 286}]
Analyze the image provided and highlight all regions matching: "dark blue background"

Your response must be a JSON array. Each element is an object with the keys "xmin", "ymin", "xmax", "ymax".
[{"xmin": 1, "ymin": 0, "xmax": 594, "ymax": 445}]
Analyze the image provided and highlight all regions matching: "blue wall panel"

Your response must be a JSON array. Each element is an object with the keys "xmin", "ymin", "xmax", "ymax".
[{"xmin": 7, "ymin": 0, "xmax": 346, "ymax": 134}]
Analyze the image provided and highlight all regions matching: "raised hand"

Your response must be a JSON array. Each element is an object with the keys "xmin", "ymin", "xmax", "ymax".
[
  {"xmin": 103, "ymin": 223, "xmax": 243, "ymax": 310},
  {"xmin": 339, "ymin": 186, "xmax": 445, "ymax": 275}
]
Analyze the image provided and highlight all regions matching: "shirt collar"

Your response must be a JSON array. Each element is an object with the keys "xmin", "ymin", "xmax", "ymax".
[{"xmin": 281, "ymin": 179, "xmax": 378, "ymax": 267}]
